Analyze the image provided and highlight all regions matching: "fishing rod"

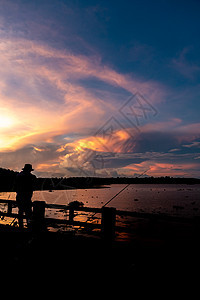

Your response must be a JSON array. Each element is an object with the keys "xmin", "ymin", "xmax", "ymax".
[
  {"xmin": 101, "ymin": 168, "xmax": 150, "ymax": 208},
  {"xmin": 101, "ymin": 183, "xmax": 130, "ymax": 208},
  {"xmin": 86, "ymin": 168, "xmax": 150, "ymax": 222}
]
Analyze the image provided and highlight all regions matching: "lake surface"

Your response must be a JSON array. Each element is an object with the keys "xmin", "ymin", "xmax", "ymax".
[
  {"xmin": 1, "ymin": 184, "xmax": 200, "ymax": 241},
  {"xmin": 1, "ymin": 183, "xmax": 200, "ymax": 218}
]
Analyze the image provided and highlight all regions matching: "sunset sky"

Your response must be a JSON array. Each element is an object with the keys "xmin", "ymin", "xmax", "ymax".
[{"xmin": 0, "ymin": 0, "xmax": 200, "ymax": 178}]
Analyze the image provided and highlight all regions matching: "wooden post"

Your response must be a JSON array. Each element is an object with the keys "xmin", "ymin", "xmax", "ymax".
[
  {"xmin": 101, "ymin": 207, "xmax": 116, "ymax": 242},
  {"xmin": 7, "ymin": 202, "xmax": 12, "ymax": 215},
  {"xmin": 32, "ymin": 201, "xmax": 46, "ymax": 231},
  {"xmin": 69, "ymin": 208, "xmax": 74, "ymax": 224}
]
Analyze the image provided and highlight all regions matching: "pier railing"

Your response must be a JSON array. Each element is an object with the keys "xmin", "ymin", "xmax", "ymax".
[
  {"xmin": 0, "ymin": 199, "xmax": 199, "ymax": 240},
  {"xmin": 0, "ymin": 199, "xmax": 117, "ymax": 239}
]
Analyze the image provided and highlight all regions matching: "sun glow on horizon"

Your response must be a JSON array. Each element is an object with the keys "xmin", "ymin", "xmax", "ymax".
[
  {"xmin": 0, "ymin": 115, "xmax": 14, "ymax": 128},
  {"xmin": 0, "ymin": 114, "xmax": 16, "ymax": 150}
]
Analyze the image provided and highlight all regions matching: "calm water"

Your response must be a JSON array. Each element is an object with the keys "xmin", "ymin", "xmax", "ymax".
[
  {"xmin": 1, "ymin": 184, "xmax": 200, "ymax": 240},
  {"xmin": 1, "ymin": 184, "xmax": 200, "ymax": 217}
]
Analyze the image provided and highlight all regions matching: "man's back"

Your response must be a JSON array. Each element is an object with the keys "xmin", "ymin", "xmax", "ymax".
[
  {"xmin": 15, "ymin": 165, "xmax": 36, "ymax": 228},
  {"xmin": 15, "ymin": 171, "xmax": 36, "ymax": 193}
]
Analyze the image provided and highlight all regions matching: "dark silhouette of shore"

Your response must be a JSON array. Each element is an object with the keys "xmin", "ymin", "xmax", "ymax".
[{"xmin": 0, "ymin": 167, "xmax": 200, "ymax": 192}]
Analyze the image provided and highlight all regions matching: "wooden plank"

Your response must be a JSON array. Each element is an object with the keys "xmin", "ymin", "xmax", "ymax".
[
  {"xmin": 102, "ymin": 207, "xmax": 116, "ymax": 241},
  {"xmin": 72, "ymin": 220, "xmax": 101, "ymax": 229},
  {"xmin": 45, "ymin": 217, "xmax": 101, "ymax": 229},
  {"xmin": 74, "ymin": 206, "xmax": 102, "ymax": 213},
  {"xmin": 0, "ymin": 211, "xmax": 20, "ymax": 219},
  {"xmin": 45, "ymin": 203, "xmax": 102, "ymax": 213},
  {"xmin": 45, "ymin": 203, "xmax": 69, "ymax": 210},
  {"xmin": 0, "ymin": 199, "xmax": 16, "ymax": 205}
]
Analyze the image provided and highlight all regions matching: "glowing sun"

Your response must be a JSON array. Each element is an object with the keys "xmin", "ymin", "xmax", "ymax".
[{"xmin": 0, "ymin": 115, "xmax": 14, "ymax": 128}]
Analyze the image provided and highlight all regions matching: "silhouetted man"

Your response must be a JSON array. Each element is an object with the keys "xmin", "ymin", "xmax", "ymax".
[{"xmin": 15, "ymin": 164, "xmax": 36, "ymax": 229}]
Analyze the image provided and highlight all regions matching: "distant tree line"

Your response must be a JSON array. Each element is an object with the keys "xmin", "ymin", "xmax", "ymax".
[
  {"xmin": 0, "ymin": 167, "xmax": 200, "ymax": 192},
  {"xmin": 0, "ymin": 167, "xmax": 18, "ymax": 191}
]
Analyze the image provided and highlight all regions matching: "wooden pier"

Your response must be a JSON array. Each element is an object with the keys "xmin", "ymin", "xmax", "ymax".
[
  {"xmin": 0, "ymin": 198, "xmax": 199, "ymax": 240},
  {"xmin": 1, "ymin": 198, "xmax": 200, "ymax": 285},
  {"xmin": 0, "ymin": 199, "xmax": 117, "ymax": 239}
]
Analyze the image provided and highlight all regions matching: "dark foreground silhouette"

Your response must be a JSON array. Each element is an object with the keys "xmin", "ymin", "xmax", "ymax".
[
  {"xmin": 0, "ymin": 215, "xmax": 200, "ymax": 289},
  {"xmin": 15, "ymin": 164, "xmax": 36, "ymax": 228},
  {"xmin": 0, "ymin": 166, "xmax": 200, "ymax": 288}
]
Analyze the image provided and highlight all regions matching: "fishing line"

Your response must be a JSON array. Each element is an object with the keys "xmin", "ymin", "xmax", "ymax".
[
  {"xmin": 101, "ymin": 168, "xmax": 149, "ymax": 208},
  {"xmin": 85, "ymin": 168, "xmax": 150, "ymax": 223},
  {"xmin": 85, "ymin": 184, "xmax": 130, "ymax": 223},
  {"xmin": 101, "ymin": 183, "xmax": 130, "ymax": 208}
]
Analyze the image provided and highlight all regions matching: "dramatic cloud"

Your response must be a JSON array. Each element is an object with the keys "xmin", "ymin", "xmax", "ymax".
[
  {"xmin": 0, "ymin": 1, "xmax": 199, "ymax": 178},
  {"xmin": 0, "ymin": 37, "xmax": 165, "ymax": 151},
  {"xmin": 0, "ymin": 35, "xmax": 167, "ymax": 175}
]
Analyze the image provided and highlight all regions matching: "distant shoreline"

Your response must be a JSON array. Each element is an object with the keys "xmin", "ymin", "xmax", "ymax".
[{"xmin": 1, "ymin": 166, "xmax": 200, "ymax": 192}]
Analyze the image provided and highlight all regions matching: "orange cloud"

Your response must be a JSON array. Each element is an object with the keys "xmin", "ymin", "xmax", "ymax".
[
  {"xmin": 59, "ymin": 128, "xmax": 134, "ymax": 155},
  {"xmin": 36, "ymin": 163, "xmax": 59, "ymax": 170},
  {"xmin": 124, "ymin": 161, "xmax": 199, "ymax": 177},
  {"xmin": 0, "ymin": 36, "xmax": 166, "ymax": 173}
]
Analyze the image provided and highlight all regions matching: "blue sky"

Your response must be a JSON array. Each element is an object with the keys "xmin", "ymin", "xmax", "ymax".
[{"xmin": 0, "ymin": 0, "xmax": 199, "ymax": 177}]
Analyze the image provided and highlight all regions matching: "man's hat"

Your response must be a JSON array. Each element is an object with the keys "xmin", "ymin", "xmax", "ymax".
[{"xmin": 22, "ymin": 164, "xmax": 34, "ymax": 171}]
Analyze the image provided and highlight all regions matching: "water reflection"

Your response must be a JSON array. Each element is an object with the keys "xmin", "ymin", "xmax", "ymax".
[{"xmin": 1, "ymin": 184, "xmax": 200, "ymax": 241}]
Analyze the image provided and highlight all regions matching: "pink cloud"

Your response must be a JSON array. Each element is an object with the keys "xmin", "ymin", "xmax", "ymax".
[
  {"xmin": 123, "ymin": 160, "xmax": 200, "ymax": 177},
  {"xmin": 0, "ymin": 37, "xmax": 166, "ymax": 154}
]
